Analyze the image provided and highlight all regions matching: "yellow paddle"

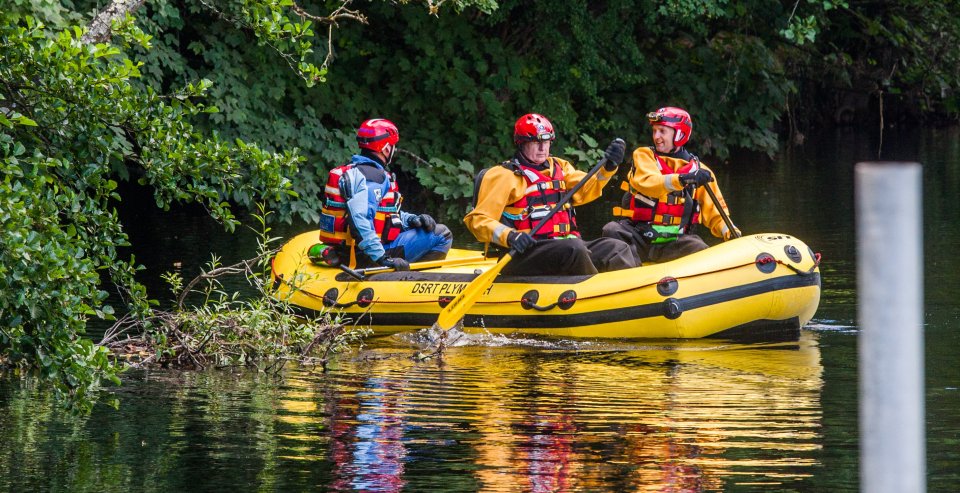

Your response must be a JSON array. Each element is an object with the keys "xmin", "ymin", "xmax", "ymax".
[{"xmin": 435, "ymin": 147, "xmax": 619, "ymax": 330}]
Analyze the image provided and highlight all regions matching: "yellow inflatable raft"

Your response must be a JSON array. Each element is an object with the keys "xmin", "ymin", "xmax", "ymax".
[{"xmin": 271, "ymin": 231, "xmax": 821, "ymax": 339}]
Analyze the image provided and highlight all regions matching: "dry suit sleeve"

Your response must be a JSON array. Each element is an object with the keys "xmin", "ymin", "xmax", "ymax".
[
  {"xmin": 628, "ymin": 147, "xmax": 683, "ymax": 196},
  {"xmin": 464, "ymin": 167, "xmax": 524, "ymax": 247},
  {"xmin": 342, "ymin": 168, "xmax": 386, "ymax": 260},
  {"xmin": 558, "ymin": 158, "xmax": 616, "ymax": 206},
  {"xmin": 695, "ymin": 164, "xmax": 734, "ymax": 239}
]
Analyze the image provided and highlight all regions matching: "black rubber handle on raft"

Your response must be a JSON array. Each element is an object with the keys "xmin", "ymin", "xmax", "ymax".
[{"xmin": 339, "ymin": 264, "xmax": 366, "ymax": 281}]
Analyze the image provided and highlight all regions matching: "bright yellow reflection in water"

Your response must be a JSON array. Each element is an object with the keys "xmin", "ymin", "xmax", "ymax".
[{"xmin": 273, "ymin": 331, "xmax": 824, "ymax": 491}]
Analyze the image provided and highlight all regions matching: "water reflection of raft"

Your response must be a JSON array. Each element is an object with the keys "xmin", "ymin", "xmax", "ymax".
[{"xmin": 271, "ymin": 231, "xmax": 821, "ymax": 339}]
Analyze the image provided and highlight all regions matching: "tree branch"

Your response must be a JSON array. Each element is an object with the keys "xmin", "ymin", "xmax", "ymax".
[
  {"xmin": 83, "ymin": 0, "xmax": 147, "ymax": 44},
  {"xmin": 290, "ymin": 1, "xmax": 366, "ymax": 25},
  {"xmin": 176, "ymin": 250, "xmax": 277, "ymax": 309},
  {"xmin": 290, "ymin": 1, "xmax": 368, "ymax": 70}
]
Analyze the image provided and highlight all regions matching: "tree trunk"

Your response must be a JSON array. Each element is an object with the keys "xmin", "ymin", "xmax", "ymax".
[{"xmin": 82, "ymin": 0, "xmax": 146, "ymax": 44}]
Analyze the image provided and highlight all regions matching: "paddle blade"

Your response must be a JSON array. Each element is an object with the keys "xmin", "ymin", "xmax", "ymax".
[{"xmin": 435, "ymin": 253, "xmax": 512, "ymax": 330}]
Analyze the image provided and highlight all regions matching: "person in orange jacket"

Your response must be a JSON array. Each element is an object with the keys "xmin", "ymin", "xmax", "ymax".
[
  {"xmin": 602, "ymin": 107, "xmax": 740, "ymax": 264},
  {"xmin": 464, "ymin": 113, "xmax": 637, "ymax": 276}
]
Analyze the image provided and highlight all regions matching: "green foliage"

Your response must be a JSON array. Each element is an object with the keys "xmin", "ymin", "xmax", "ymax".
[
  {"xmin": 0, "ymin": 14, "xmax": 297, "ymax": 411},
  {"xmin": 782, "ymin": 0, "xmax": 960, "ymax": 132},
  {"xmin": 780, "ymin": 0, "xmax": 848, "ymax": 46},
  {"xmin": 129, "ymin": 0, "xmax": 805, "ymax": 213},
  {"xmin": 104, "ymin": 207, "xmax": 370, "ymax": 371},
  {"xmin": 562, "ymin": 134, "xmax": 605, "ymax": 168}
]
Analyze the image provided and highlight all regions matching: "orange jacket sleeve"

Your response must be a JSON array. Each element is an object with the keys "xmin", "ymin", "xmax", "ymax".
[
  {"xmin": 627, "ymin": 147, "xmax": 685, "ymax": 196},
  {"xmin": 693, "ymin": 163, "xmax": 737, "ymax": 239},
  {"xmin": 554, "ymin": 157, "xmax": 618, "ymax": 206},
  {"xmin": 463, "ymin": 166, "xmax": 527, "ymax": 247}
]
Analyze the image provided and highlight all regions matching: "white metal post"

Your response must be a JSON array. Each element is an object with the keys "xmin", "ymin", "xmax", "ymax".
[{"xmin": 856, "ymin": 162, "xmax": 925, "ymax": 493}]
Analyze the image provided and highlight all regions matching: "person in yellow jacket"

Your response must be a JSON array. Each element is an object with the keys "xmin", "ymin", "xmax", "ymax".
[
  {"xmin": 601, "ymin": 107, "xmax": 740, "ymax": 264},
  {"xmin": 464, "ymin": 113, "xmax": 638, "ymax": 276}
]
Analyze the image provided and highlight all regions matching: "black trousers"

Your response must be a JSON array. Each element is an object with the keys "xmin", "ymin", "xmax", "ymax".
[
  {"xmin": 501, "ymin": 236, "xmax": 638, "ymax": 276},
  {"xmin": 601, "ymin": 219, "xmax": 708, "ymax": 264}
]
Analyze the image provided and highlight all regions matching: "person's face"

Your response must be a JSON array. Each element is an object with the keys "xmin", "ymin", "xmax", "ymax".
[
  {"xmin": 520, "ymin": 140, "xmax": 551, "ymax": 165},
  {"xmin": 651, "ymin": 125, "xmax": 675, "ymax": 154}
]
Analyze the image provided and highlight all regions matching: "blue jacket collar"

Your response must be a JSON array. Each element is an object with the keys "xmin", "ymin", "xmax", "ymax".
[{"xmin": 351, "ymin": 153, "xmax": 386, "ymax": 169}]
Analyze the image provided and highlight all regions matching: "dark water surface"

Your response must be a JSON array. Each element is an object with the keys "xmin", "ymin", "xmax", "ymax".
[{"xmin": 2, "ymin": 128, "xmax": 959, "ymax": 491}]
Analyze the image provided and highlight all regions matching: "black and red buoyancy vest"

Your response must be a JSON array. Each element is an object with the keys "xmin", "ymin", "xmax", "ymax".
[
  {"xmin": 318, "ymin": 162, "xmax": 402, "ymax": 246},
  {"xmin": 500, "ymin": 158, "xmax": 578, "ymax": 239},
  {"xmin": 613, "ymin": 148, "xmax": 701, "ymax": 232}
]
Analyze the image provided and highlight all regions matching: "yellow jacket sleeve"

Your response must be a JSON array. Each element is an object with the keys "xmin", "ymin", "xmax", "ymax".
[
  {"xmin": 626, "ymin": 148, "xmax": 737, "ymax": 239},
  {"xmin": 463, "ymin": 166, "xmax": 527, "ymax": 247},
  {"xmin": 627, "ymin": 146, "xmax": 684, "ymax": 196},
  {"xmin": 693, "ymin": 163, "xmax": 736, "ymax": 239},
  {"xmin": 555, "ymin": 157, "xmax": 618, "ymax": 206},
  {"xmin": 464, "ymin": 157, "xmax": 617, "ymax": 246}
]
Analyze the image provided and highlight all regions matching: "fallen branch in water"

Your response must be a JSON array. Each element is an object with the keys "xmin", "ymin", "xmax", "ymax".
[{"xmin": 101, "ymin": 249, "xmax": 369, "ymax": 371}]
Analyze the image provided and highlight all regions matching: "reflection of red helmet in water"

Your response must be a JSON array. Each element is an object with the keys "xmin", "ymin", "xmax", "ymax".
[
  {"xmin": 513, "ymin": 113, "xmax": 556, "ymax": 145},
  {"xmin": 647, "ymin": 107, "xmax": 693, "ymax": 147},
  {"xmin": 357, "ymin": 118, "xmax": 400, "ymax": 155}
]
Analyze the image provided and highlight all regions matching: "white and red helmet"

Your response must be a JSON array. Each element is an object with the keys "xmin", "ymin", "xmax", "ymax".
[
  {"xmin": 513, "ymin": 113, "xmax": 556, "ymax": 145},
  {"xmin": 356, "ymin": 118, "xmax": 399, "ymax": 155},
  {"xmin": 647, "ymin": 107, "xmax": 692, "ymax": 147}
]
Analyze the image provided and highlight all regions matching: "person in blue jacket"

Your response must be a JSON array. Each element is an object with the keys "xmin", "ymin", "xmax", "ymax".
[{"xmin": 318, "ymin": 119, "xmax": 452, "ymax": 270}]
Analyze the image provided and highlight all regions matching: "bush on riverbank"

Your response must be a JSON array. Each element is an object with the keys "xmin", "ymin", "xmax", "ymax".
[{"xmin": 100, "ymin": 210, "xmax": 370, "ymax": 372}]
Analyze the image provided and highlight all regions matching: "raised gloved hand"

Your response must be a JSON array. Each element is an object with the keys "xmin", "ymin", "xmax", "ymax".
[
  {"xmin": 376, "ymin": 256, "xmax": 410, "ymax": 271},
  {"xmin": 603, "ymin": 138, "xmax": 626, "ymax": 171},
  {"xmin": 507, "ymin": 231, "xmax": 536, "ymax": 255},
  {"xmin": 679, "ymin": 168, "xmax": 713, "ymax": 188}
]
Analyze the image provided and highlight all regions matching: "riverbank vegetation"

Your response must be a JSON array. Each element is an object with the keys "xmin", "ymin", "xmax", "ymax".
[
  {"xmin": 3, "ymin": 0, "xmax": 960, "ymax": 411},
  {"xmin": 100, "ymin": 208, "xmax": 370, "ymax": 375}
]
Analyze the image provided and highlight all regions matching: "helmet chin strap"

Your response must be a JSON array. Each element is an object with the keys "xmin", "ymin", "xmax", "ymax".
[{"xmin": 383, "ymin": 144, "xmax": 395, "ymax": 165}]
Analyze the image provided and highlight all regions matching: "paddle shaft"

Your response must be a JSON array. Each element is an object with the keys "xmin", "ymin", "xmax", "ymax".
[
  {"xmin": 436, "ymin": 153, "xmax": 614, "ymax": 330},
  {"xmin": 339, "ymin": 255, "xmax": 488, "ymax": 280},
  {"xmin": 703, "ymin": 181, "xmax": 740, "ymax": 239}
]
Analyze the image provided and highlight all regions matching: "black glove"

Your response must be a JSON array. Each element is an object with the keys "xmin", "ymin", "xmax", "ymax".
[
  {"xmin": 679, "ymin": 168, "xmax": 713, "ymax": 188},
  {"xmin": 376, "ymin": 256, "xmax": 410, "ymax": 271},
  {"xmin": 603, "ymin": 138, "xmax": 626, "ymax": 171},
  {"xmin": 507, "ymin": 231, "xmax": 536, "ymax": 255},
  {"xmin": 416, "ymin": 214, "xmax": 436, "ymax": 232}
]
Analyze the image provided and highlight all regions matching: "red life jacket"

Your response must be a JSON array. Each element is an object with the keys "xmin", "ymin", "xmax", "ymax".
[
  {"xmin": 501, "ymin": 158, "xmax": 578, "ymax": 239},
  {"xmin": 318, "ymin": 162, "xmax": 402, "ymax": 246},
  {"xmin": 613, "ymin": 150, "xmax": 701, "ymax": 232}
]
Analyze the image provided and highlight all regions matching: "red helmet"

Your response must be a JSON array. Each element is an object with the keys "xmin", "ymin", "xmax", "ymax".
[
  {"xmin": 647, "ymin": 107, "xmax": 692, "ymax": 147},
  {"xmin": 356, "ymin": 118, "xmax": 399, "ymax": 154},
  {"xmin": 513, "ymin": 113, "xmax": 556, "ymax": 144}
]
